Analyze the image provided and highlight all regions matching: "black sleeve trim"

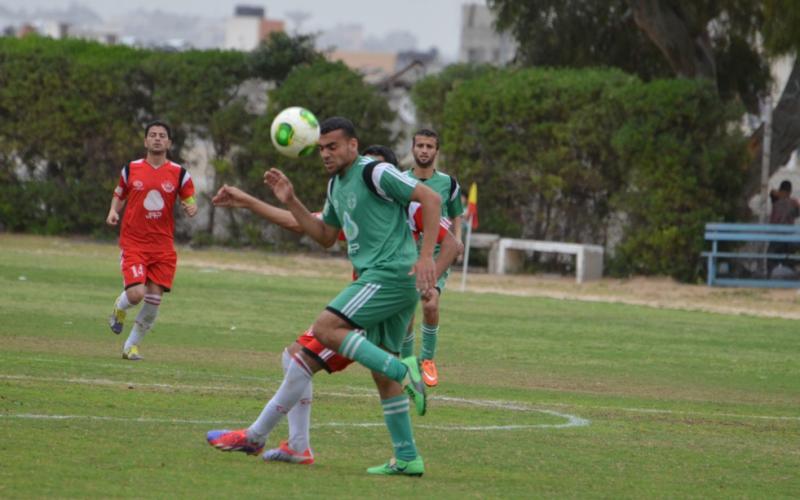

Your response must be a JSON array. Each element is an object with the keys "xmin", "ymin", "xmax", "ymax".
[
  {"xmin": 449, "ymin": 176, "xmax": 459, "ymax": 202},
  {"xmin": 362, "ymin": 160, "xmax": 382, "ymax": 199},
  {"xmin": 179, "ymin": 167, "xmax": 187, "ymax": 189}
]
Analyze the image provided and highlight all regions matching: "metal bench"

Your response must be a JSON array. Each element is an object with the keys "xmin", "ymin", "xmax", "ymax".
[
  {"xmin": 702, "ymin": 222, "xmax": 800, "ymax": 287},
  {"xmin": 487, "ymin": 238, "xmax": 604, "ymax": 284}
]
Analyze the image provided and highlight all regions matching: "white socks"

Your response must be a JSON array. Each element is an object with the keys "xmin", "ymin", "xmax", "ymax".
[
  {"xmin": 248, "ymin": 349, "xmax": 313, "ymax": 445},
  {"xmin": 116, "ymin": 290, "xmax": 134, "ymax": 311},
  {"xmin": 124, "ymin": 294, "xmax": 161, "ymax": 351}
]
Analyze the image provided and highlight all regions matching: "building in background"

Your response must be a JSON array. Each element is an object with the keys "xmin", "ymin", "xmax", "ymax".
[
  {"xmin": 458, "ymin": 3, "xmax": 516, "ymax": 65},
  {"xmin": 224, "ymin": 5, "xmax": 284, "ymax": 51}
]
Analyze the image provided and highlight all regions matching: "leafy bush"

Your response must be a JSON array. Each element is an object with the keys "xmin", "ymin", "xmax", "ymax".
[{"xmin": 415, "ymin": 66, "xmax": 748, "ymax": 280}]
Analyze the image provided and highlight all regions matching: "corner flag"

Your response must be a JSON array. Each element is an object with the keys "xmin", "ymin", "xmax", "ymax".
[
  {"xmin": 461, "ymin": 182, "xmax": 479, "ymax": 292},
  {"xmin": 467, "ymin": 182, "xmax": 478, "ymax": 229}
]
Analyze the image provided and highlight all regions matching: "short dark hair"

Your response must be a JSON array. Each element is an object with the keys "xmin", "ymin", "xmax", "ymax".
[
  {"xmin": 145, "ymin": 120, "xmax": 172, "ymax": 140},
  {"xmin": 320, "ymin": 116, "xmax": 357, "ymax": 139},
  {"xmin": 362, "ymin": 144, "xmax": 398, "ymax": 166},
  {"xmin": 780, "ymin": 180, "xmax": 793, "ymax": 193},
  {"xmin": 412, "ymin": 128, "xmax": 439, "ymax": 149}
]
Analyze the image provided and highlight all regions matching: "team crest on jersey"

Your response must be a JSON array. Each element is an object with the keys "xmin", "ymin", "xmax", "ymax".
[
  {"xmin": 161, "ymin": 181, "xmax": 175, "ymax": 193},
  {"xmin": 133, "ymin": 180, "xmax": 144, "ymax": 191}
]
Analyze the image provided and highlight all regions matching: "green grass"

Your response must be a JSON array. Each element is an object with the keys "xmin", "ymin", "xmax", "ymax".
[{"xmin": 1, "ymin": 234, "xmax": 799, "ymax": 498}]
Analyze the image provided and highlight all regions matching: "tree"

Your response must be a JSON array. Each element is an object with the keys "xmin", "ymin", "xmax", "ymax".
[
  {"xmin": 488, "ymin": 0, "xmax": 672, "ymax": 80},
  {"xmin": 489, "ymin": 0, "xmax": 800, "ymax": 201},
  {"xmin": 247, "ymin": 31, "xmax": 324, "ymax": 84},
  {"xmin": 0, "ymin": 37, "xmax": 146, "ymax": 234},
  {"xmin": 228, "ymin": 60, "xmax": 397, "ymax": 245},
  {"xmin": 411, "ymin": 63, "xmax": 496, "ymax": 133},
  {"xmin": 427, "ymin": 66, "xmax": 747, "ymax": 280}
]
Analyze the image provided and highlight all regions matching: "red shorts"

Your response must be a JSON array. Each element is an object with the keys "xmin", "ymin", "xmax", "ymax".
[
  {"xmin": 120, "ymin": 248, "xmax": 177, "ymax": 291},
  {"xmin": 296, "ymin": 328, "xmax": 353, "ymax": 373}
]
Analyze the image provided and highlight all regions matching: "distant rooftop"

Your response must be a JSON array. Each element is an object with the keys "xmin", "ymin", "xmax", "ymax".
[{"xmin": 235, "ymin": 6, "xmax": 265, "ymax": 18}]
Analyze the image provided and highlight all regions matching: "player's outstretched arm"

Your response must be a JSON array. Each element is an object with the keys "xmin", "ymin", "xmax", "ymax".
[
  {"xmin": 264, "ymin": 168, "xmax": 339, "ymax": 246},
  {"xmin": 213, "ymin": 184, "xmax": 303, "ymax": 233}
]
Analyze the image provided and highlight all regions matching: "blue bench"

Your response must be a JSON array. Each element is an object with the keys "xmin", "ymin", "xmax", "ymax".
[{"xmin": 703, "ymin": 223, "xmax": 800, "ymax": 288}]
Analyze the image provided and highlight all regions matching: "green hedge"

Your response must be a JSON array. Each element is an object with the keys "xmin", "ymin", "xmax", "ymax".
[
  {"xmin": 0, "ymin": 36, "xmax": 395, "ymax": 243},
  {"xmin": 416, "ymin": 66, "xmax": 748, "ymax": 281}
]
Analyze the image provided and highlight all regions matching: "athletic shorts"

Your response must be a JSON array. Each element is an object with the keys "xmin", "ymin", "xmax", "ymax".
[
  {"xmin": 326, "ymin": 268, "xmax": 419, "ymax": 354},
  {"xmin": 120, "ymin": 248, "xmax": 177, "ymax": 291},
  {"xmin": 296, "ymin": 328, "xmax": 353, "ymax": 373}
]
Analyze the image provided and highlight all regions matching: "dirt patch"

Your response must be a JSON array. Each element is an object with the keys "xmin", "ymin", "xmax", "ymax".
[
  {"xmin": 184, "ymin": 251, "xmax": 800, "ymax": 320},
  {"xmin": 6, "ymin": 234, "xmax": 800, "ymax": 319}
]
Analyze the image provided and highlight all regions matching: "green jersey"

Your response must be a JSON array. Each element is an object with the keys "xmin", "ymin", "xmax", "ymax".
[
  {"xmin": 322, "ymin": 156, "xmax": 419, "ymax": 276},
  {"xmin": 403, "ymin": 168, "xmax": 463, "ymax": 219}
]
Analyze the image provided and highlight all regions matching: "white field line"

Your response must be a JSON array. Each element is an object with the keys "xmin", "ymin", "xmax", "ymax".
[
  {"xmin": 5, "ymin": 356, "xmax": 277, "ymax": 383},
  {"xmin": 0, "ymin": 413, "xmax": 582, "ymax": 431},
  {"xmin": 4, "ymin": 373, "xmax": 799, "ymax": 423},
  {"xmin": 0, "ymin": 374, "xmax": 587, "ymax": 431}
]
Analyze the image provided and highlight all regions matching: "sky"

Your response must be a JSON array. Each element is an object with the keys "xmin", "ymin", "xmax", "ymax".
[{"xmin": 2, "ymin": 0, "xmax": 479, "ymax": 58}]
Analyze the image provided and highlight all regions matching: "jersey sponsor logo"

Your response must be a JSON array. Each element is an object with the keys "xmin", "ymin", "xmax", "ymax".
[
  {"xmin": 143, "ymin": 190, "xmax": 165, "ymax": 220},
  {"xmin": 346, "ymin": 192, "xmax": 357, "ymax": 210},
  {"xmin": 343, "ymin": 212, "xmax": 360, "ymax": 255},
  {"xmin": 132, "ymin": 180, "xmax": 145, "ymax": 191},
  {"xmin": 161, "ymin": 181, "xmax": 175, "ymax": 193},
  {"xmin": 144, "ymin": 190, "xmax": 165, "ymax": 211}
]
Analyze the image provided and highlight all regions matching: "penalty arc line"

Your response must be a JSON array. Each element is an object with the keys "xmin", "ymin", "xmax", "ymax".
[
  {"xmin": 0, "ymin": 413, "xmax": 584, "ymax": 431},
  {"xmin": 6, "ymin": 373, "xmax": 799, "ymax": 423},
  {"xmin": 0, "ymin": 373, "xmax": 587, "ymax": 430}
]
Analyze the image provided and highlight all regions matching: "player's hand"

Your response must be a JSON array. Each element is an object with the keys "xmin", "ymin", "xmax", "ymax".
[
  {"xmin": 212, "ymin": 185, "xmax": 250, "ymax": 208},
  {"xmin": 106, "ymin": 210, "xmax": 119, "ymax": 226},
  {"xmin": 410, "ymin": 255, "xmax": 436, "ymax": 295},
  {"xmin": 264, "ymin": 168, "xmax": 295, "ymax": 205},
  {"xmin": 182, "ymin": 200, "xmax": 198, "ymax": 217}
]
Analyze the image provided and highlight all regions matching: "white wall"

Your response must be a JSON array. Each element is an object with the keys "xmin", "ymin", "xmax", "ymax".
[{"xmin": 224, "ymin": 16, "xmax": 260, "ymax": 51}]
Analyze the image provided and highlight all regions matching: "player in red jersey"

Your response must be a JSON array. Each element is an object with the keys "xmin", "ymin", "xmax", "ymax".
[
  {"xmin": 105, "ymin": 120, "xmax": 197, "ymax": 361},
  {"xmin": 207, "ymin": 146, "xmax": 462, "ymax": 464}
]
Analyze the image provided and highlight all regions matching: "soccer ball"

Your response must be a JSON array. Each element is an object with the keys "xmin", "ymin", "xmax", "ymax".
[{"xmin": 270, "ymin": 106, "xmax": 320, "ymax": 158}]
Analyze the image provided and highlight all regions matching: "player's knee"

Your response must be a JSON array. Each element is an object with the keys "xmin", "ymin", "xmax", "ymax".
[
  {"xmin": 310, "ymin": 320, "xmax": 336, "ymax": 348},
  {"xmin": 125, "ymin": 287, "xmax": 145, "ymax": 305},
  {"xmin": 422, "ymin": 297, "xmax": 438, "ymax": 316},
  {"xmin": 312, "ymin": 311, "xmax": 351, "ymax": 350}
]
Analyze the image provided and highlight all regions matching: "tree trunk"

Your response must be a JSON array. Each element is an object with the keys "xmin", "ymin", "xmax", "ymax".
[
  {"xmin": 747, "ymin": 58, "xmax": 800, "ymax": 194},
  {"xmin": 628, "ymin": 0, "xmax": 716, "ymax": 81}
]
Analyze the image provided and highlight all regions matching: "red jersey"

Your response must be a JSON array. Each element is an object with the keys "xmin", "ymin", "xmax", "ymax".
[
  {"xmin": 114, "ymin": 159, "xmax": 195, "ymax": 252},
  {"xmin": 406, "ymin": 201, "xmax": 450, "ymax": 243}
]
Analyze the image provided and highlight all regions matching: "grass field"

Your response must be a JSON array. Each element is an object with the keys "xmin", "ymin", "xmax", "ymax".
[{"xmin": 1, "ymin": 234, "xmax": 799, "ymax": 498}]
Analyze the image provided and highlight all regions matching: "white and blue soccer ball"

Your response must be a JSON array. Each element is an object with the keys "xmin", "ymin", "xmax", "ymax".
[{"xmin": 270, "ymin": 106, "xmax": 320, "ymax": 158}]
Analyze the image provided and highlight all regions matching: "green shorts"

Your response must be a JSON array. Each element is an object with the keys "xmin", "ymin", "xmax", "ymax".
[{"xmin": 326, "ymin": 268, "xmax": 418, "ymax": 354}]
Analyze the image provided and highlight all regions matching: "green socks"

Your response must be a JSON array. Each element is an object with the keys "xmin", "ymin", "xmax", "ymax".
[{"xmin": 339, "ymin": 331, "xmax": 407, "ymax": 382}]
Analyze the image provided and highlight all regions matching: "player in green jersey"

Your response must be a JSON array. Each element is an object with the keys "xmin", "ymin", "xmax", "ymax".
[
  {"xmin": 263, "ymin": 118, "xmax": 441, "ymax": 476},
  {"xmin": 401, "ymin": 128, "xmax": 464, "ymax": 387}
]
